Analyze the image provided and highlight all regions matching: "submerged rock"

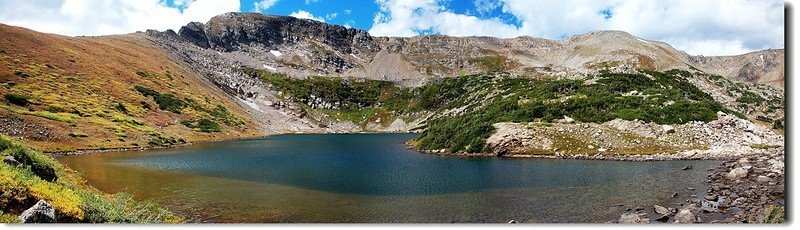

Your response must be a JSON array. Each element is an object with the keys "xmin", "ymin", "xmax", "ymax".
[
  {"xmin": 673, "ymin": 206, "xmax": 699, "ymax": 223},
  {"xmin": 619, "ymin": 212, "xmax": 650, "ymax": 224}
]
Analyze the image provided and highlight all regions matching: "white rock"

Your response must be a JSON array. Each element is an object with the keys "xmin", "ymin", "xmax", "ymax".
[
  {"xmin": 726, "ymin": 167, "xmax": 749, "ymax": 180},
  {"xmin": 661, "ymin": 125, "xmax": 675, "ymax": 134},
  {"xmin": 674, "ymin": 208, "xmax": 698, "ymax": 223}
]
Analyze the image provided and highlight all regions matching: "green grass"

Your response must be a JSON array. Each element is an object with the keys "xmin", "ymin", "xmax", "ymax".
[
  {"xmin": 1, "ymin": 105, "xmax": 78, "ymax": 124},
  {"xmin": 1, "ymin": 135, "xmax": 182, "ymax": 223},
  {"xmin": 750, "ymin": 144, "xmax": 782, "ymax": 150},
  {"xmin": 469, "ymin": 55, "xmax": 511, "ymax": 72},
  {"xmin": 181, "ymin": 119, "xmax": 221, "ymax": 133},
  {"xmin": 756, "ymin": 205, "xmax": 785, "ymax": 223}
]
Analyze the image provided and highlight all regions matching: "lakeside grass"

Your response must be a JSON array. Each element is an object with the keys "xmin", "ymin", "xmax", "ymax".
[{"xmin": 0, "ymin": 135, "xmax": 182, "ymax": 223}]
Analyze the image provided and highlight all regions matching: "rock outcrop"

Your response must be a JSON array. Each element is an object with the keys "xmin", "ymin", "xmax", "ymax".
[{"xmin": 18, "ymin": 200, "xmax": 56, "ymax": 223}]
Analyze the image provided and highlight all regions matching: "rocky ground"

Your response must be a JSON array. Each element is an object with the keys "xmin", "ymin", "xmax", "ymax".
[
  {"xmin": 617, "ymin": 148, "xmax": 784, "ymax": 223},
  {"xmin": 482, "ymin": 111, "xmax": 783, "ymax": 161}
]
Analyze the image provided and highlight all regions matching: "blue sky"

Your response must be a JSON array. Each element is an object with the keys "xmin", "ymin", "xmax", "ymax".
[{"xmin": 0, "ymin": 0, "xmax": 785, "ymax": 56}]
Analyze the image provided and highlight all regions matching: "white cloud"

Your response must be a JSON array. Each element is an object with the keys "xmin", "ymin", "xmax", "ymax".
[
  {"xmin": 369, "ymin": 0, "xmax": 520, "ymax": 37},
  {"xmin": 473, "ymin": 0, "xmax": 501, "ymax": 14},
  {"xmin": 369, "ymin": 0, "xmax": 784, "ymax": 56},
  {"xmin": 305, "ymin": 0, "xmax": 320, "ymax": 5},
  {"xmin": 0, "ymin": 0, "xmax": 240, "ymax": 36},
  {"xmin": 325, "ymin": 12, "xmax": 338, "ymax": 20},
  {"xmin": 254, "ymin": 0, "xmax": 279, "ymax": 13},
  {"xmin": 289, "ymin": 10, "xmax": 325, "ymax": 22},
  {"xmin": 343, "ymin": 9, "xmax": 352, "ymax": 14}
]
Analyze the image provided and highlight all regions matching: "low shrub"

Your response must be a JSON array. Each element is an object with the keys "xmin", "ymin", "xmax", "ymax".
[{"xmin": 4, "ymin": 93, "xmax": 29, "ymax": 106}]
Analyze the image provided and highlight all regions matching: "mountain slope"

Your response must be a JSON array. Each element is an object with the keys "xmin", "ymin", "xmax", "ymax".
[{"xmin": 0, "ymin": 24, "xmax": 260, "ymax": 152}]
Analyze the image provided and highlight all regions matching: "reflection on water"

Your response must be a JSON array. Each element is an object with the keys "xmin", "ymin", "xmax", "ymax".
[{"xmin": 58, "ymin": 134, "xmax": 719, "ymax": 223}]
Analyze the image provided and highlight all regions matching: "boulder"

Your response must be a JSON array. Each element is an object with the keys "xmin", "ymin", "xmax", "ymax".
[
  {"xmin": 756, "ymin": 175, "xmax": 772, "ymax": 183},
  {"xmin": 673, "ymin": 208, "xmax": 699, "ymax": 223},
  {"xmin": 654, "ymin": 205, "xmax": 671, "ymax": 216},
  {"xmin": 726, "ymin": 167, "xmax": 749, "ymax": 180},
  {"xmin": 661, "ymin": 125, "xmax": 675, "ymax": 134},
  {"xmin": 619, "ymin": 212, "xmax": 650, "ymax": 224},
  {"xmin": 3, "ymin": 155, "xmax": 20, "ymax": 166},
  {"xmin": 561, "ymin": 116, "xmax": 575, "ymax": 124},
  {"xmin": 18, "ymin": 200, "xmax": 56, "ymax": 223}
]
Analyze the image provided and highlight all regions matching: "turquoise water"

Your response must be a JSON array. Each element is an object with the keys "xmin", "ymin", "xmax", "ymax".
[{"xmin": 58, "ymin": 134, "xmax": 719, "ymax": 223}]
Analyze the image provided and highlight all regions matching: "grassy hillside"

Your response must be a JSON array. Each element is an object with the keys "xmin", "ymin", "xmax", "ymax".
[
  {"xmin": 1, "ymin": 135, "xmax": 181, "ymax": 223},
  {"xmin": 0, "ymin": 24, "xmax": 260, "ymax": 152}
]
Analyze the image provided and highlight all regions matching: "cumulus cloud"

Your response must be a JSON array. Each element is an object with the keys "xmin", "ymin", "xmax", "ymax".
[
  {"xmin": 289, "ymin": 10, "xmax": 325, "ymax": 22},
  {"xmin": 0, "ymin": 0, "xmax": 240, "ymax": 36},
  {"xmin": 370, "ymin": 0, "xmax": 520, "ymax": 37},
  {"xmin": 369, "ymin": 0, "xmax": 784, "ymax": 56},
  {"xmin": 254, "ymin": 0, "xmax": 279, "ymax": 12}
]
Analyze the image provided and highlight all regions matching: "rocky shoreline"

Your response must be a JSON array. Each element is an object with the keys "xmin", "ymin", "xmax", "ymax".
[
  {"xmin": 413, "ymin": 112, "xmax": 785, "ymax": 223},
  {"xmin": 615, "ymin": 147, "xmax": 784, "ymax": 224}
]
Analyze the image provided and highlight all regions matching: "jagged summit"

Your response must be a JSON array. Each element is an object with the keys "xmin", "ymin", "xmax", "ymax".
[{"xmin": 179, "ymin": 13, "xmax": 376, "ymax": 54}]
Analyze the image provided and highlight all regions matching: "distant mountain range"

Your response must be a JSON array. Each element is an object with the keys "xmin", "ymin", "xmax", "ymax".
[{"xmin": 0, "ymin": 12, "xmax": 784, "ymax": 151}]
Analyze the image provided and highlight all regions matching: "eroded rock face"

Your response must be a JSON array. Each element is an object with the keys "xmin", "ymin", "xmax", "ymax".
[
  {"xmin": 198, "ymin": 12, "xmax": 378, "ymax": 54},
  {"xmin": 18, "ymin": 200, "xmax": 56, "ymax": 223},
  {"xmin": 178, "ymin": 21, "xmax": 210, "ymax": 49}
]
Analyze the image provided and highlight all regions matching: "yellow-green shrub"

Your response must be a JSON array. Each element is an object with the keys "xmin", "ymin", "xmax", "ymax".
[{"xmin": 28, "ymin": 182, "xmax": 83, "ymax": 219}]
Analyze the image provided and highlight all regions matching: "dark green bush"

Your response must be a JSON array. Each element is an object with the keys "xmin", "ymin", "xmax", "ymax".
[
  {"xmin": 7, "ymin": 145, "xmax": 57, "ymax": 182},
  {"xmin": 4, "ymin": 93, "xmax": 29, "ymax": 106},
  {"xmin": 134, "ymin": 85, "xmax": 185, "ymax": 113},
  {"xmin": 416, "ymin": 70, "xmax": 732, "ymax": 153}
]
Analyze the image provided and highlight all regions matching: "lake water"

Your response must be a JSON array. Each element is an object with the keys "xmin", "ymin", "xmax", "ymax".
[{"xmin": 58, "ymin": 133, "xmax": 720, "ymax": 223}]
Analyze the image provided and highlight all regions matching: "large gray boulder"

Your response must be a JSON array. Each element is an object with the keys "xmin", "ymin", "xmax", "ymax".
[{"xmin": 18, "ymin": 200, "xmax": 56, "ymax": 223}]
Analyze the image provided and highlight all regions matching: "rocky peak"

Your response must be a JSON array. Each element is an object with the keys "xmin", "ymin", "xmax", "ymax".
[
  {"xmin": 180, "ymin": 12, "xmax": 378, "ymax": 54},
  {"xmin": 178, "ymin": 21, "xmax": 210, "ymax": 48}
]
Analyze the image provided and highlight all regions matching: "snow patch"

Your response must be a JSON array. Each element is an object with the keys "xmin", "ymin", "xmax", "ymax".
[
  {"xmin": 636, "ymin": 37, "xmax": 653, "ymax": 45},
  {"xmin": 270, "ymin": 50, "xmax": 283, "ymax": 57},
  {"xmin": 263, "ymin": 64, "xmax": 276, "ymax": 71},
  {"xmin": 239, "ymin": 98, "xmax": 262, "ymax": 112},
  {"xmin": 216, "ymin": 51, "xmax": 222, "ymax": 55}
]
